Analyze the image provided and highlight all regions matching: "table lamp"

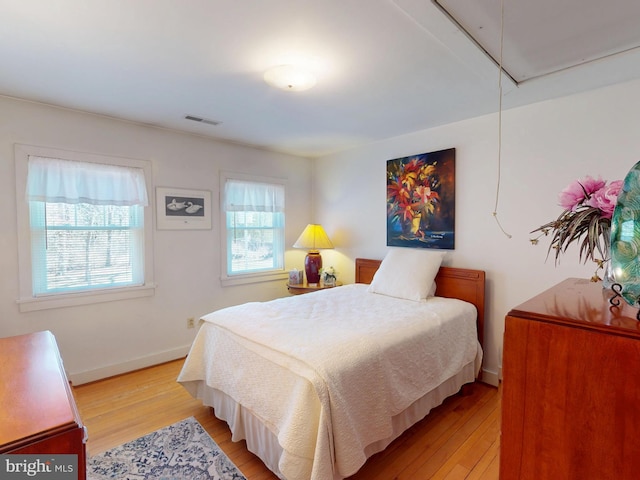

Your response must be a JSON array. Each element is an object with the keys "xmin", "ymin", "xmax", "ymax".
[{"xmin": 293, "ymin": 224, "xmax": 334, "ymax": 284}]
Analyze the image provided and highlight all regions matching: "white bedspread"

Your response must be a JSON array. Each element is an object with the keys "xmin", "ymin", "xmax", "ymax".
[{"xmin": 178, "ymin": 284, "xmax": 481, "ymax": 480}]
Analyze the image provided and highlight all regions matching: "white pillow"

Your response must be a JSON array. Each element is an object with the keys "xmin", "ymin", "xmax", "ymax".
[
  {"xmin": 367, "ymin": 248, "xmax": 444, "ymax": 301},
  {"xmin": 428, "ymin": 281, "xmax": 437, "ymax": 297}
]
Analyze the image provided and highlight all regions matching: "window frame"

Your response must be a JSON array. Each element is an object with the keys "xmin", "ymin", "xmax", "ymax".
[
  {"xmin": 15, "ymin": 144, "xmax": 155, "ymax": 312},
  {"xmin": 220, "ymin": 171, "xmax": 288, "ymax": 286}
]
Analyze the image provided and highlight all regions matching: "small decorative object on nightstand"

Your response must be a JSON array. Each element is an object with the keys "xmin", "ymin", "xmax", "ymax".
[
  {"xmin": 287, "ymin": 280, "xmax": 342, "ymax": 295},
  {"xmin": 322, "ymin": 266, "xmax": 337, "ymax": 287},
  {"xmin": 288, "ymin": 269, "xmax": 303, "ymax": 285}
]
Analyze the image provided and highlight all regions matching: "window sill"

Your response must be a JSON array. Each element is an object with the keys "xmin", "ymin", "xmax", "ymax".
[
  {"xmin": 17, "ymin": 283, "xmax": 156, "ymax": 312},
  {"xmin": 221, "ymin": 271, "xmax": 289, "ymax": 287}
]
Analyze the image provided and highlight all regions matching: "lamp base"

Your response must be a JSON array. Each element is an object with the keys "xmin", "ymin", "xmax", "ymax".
[{"xmin": 305, "ymin": 251, "xmax": 322, "ymax": 284}]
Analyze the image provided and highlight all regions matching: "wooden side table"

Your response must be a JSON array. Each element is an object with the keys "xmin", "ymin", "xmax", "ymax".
[{"xmin": 286, "ymin": 281, "xmax": 342, "ymax": 295}]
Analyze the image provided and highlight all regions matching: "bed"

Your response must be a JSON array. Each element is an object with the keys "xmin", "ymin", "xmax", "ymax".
[{"xmin": 178, "ymin": 253, "xmax": 485, "ymax": 480}]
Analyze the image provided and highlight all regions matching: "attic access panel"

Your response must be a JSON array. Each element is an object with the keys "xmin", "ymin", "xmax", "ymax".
[{"xmin": 433, "ymin": 0, "xmax": 640, "ymax": 84}]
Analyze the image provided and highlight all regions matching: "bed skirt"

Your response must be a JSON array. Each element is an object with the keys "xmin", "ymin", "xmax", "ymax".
[{"xmin": 195, "ymin": 359, "xmax": 477, "ymax": 480}]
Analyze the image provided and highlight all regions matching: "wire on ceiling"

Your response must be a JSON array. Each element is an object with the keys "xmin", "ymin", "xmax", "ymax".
[{"xmin": 492, "ymin": 0, "xmax": 512, "ymax": 239}]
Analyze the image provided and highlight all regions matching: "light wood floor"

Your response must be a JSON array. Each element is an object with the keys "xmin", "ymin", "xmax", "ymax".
[{"xmin": 73, "ymin": 358, "xmax": 500, "ymax": 480}]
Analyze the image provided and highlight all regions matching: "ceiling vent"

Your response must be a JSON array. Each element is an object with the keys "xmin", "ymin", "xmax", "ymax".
[{"xmin": 184, "ymin": 115, "xmax": 222, "ymax": 126}]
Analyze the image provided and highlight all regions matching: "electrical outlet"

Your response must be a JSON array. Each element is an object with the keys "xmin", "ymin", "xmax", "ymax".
[{"xmin": 187, "ymin": 317, "xmax": 195, "ymax": 329}]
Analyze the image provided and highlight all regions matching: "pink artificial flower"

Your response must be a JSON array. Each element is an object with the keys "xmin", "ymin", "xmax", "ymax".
[
  {"xmin": 558, "ymin": 176, "xmax": 606, "ymax": 211},
  {"xmin": 587, "ymin": 179, "xmax": 623, "ymax": 219}
]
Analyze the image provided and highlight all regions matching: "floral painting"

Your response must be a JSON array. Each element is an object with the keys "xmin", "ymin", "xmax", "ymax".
[{"xmin": 387, "ymin": 148, "xmax": 455, "ymax": 249}]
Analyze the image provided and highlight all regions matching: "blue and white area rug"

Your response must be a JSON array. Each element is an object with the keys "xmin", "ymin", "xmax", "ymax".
[{"xmin": 87, "ymin": 417, "xmax": 247, "ymax": 480}]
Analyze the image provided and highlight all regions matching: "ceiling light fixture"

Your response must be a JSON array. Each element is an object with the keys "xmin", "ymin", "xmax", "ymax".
[{"xmin": 263, "ymin": 64, "xmax": 317, "ymax": 92}]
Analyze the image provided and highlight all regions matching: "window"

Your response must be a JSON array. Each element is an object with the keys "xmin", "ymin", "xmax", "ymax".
[
  {"xmin": 222, "ymin": 173, "xmax": 285, "ymax": 283},
  {"xmin": 29, "ymin": 200, "xmax": 145, "ymax": 295},
  {"xmin": 15, "ymin": 145, "xmax": 155, "ymax": 311}
]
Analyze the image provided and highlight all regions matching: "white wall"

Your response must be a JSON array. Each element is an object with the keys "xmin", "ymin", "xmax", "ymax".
[
  {"xmin": 314, "ymin": 78, "xmax": 640, "ymax": 385},
  {"xmin": 0, "ymin": 96, "xmax": 312, "ymax": 384}
]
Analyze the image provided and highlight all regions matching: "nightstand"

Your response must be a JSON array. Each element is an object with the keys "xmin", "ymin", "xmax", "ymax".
[{"xmin": 286, "ymin": 281, "xmax": 342, "ymax": 295}]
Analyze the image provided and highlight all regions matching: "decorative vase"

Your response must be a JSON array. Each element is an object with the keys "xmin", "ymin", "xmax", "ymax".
[
  {"xmin": 602, "ymin": 260, "xmax": 616, "ymax": 290},
  {"xmin": 609, "ymin": 159, "xmax": 640, "ymax": 306},
  {"xmin": 411, "ymin": 213, "xmax": 422, "ymax": 235},
  {"xmin": 305, "ymin": 251, "xmax": 322, "ymax": 284}
]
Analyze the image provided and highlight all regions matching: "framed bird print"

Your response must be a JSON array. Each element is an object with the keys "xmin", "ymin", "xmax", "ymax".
[{"xmin": 156, "ymin": 187, "xmax": 212, "ymax": 230}]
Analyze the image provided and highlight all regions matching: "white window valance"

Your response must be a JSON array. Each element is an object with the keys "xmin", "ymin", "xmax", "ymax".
[
  {"xmin": 224, "ymin": 179, "xmax": 285, "ymax": 212},
  {"xmin": 26, "ymin": 156, "xmax": 149, "ymax": 206}
]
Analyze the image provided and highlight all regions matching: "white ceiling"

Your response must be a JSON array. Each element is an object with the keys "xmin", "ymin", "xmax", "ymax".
[{"xmin": 1, "ymin": 0, "xmax": 639, "ymax": 158}]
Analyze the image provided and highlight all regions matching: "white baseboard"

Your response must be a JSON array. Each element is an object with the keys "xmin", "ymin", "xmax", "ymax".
[
  {"xmin": 481, "ymin": 367, "xmax": 500, "ymax": 387},
  {"xmin": 69, "ymin": 345, "xmax": 191, "ymax": 385}
]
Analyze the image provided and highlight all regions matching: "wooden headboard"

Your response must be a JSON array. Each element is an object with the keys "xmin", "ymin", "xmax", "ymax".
[{"xmin": 355, "ymin": 258, "xmax": 486, "ymax": 348}]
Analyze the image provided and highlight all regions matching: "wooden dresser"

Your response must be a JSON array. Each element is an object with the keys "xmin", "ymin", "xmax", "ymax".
[
  {"xmin": 501, "ymin": 278, "xmax": 640, "ymax": 479},
  {"xmin": 0, "ymin": 331, "xmax": 86, "ymax": 479}
]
